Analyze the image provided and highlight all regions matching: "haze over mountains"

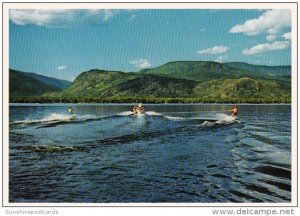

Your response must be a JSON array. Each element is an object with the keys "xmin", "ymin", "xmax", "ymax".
[
  {"xmin": 9, "ymin": 69, "xmax": 72, "ymax": 97},
  {"xmin": 9, "ymin": 61, "xmax": 291, "ymax": 103}
]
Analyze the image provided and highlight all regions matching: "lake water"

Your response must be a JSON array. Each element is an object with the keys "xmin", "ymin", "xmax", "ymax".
[{"xmin": 9, "ymin": 104, "xmax": 291, "ymax": 203}]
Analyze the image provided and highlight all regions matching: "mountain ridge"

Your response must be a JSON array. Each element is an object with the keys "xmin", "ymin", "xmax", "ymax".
[
  {"xmin": 9, "ymin": 61, "xmax": 292, "ymax": 103},
  {"xmin": 9, "ymin": 69, "xmax": 72, "ymax": 97}
]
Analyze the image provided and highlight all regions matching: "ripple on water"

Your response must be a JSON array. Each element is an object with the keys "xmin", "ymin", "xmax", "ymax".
[
  {"xmin": 9, "ymin": 104, "xmax": 292, "ymax": 203},
  {"xmin": 253, "ymin": 165, "xmax": 291, "ymax": 180}
]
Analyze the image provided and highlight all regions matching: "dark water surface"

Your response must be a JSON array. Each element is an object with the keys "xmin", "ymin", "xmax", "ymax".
[{"xmin": 9, "ymin": 104, "xmax": 291, "ymax": 203}]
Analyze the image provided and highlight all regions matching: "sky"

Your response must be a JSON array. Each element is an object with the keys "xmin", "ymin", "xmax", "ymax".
[{"xmin": 9, "ymin": 9, "xmax": 291, "ymax": 81}]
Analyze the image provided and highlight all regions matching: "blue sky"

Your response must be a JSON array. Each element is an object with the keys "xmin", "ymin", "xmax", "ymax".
[{"xmin": 9, "ymin": 9, "xmax": 291, "ymax": 81}]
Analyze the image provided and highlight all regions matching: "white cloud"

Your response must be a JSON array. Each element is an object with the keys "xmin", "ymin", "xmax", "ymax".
[
  {"xmin": 283, "ymin": 32, "xmax": 291, "ymax": 40},
  {"xmin": 9, "ymin": 9, "xmax": 73, "ymax": 26},
  {"xmin": 69, "ymin": 76, "xmax": 76, "ymax": 82},
  {"xmin": 57, "ymin": 66, "xmax": 66, "ymax": 71},
  {"xmin": 242, "ymin": 41, "xmax": 290, "ymax": 55},
  {"xmin": 9, "ymin": 9, "xmax": 121, "ymax": 27},
  {"xmin": 266, "ymin": 34, "xmax": 277, "ymax": 42},
  {"xmin": 215, "ymin": 55, "xmax": 228, "ymax": 63},
  {"xmin": 197, "ymin": 45, "xmax": 228, "ymax": 55},
  {"xmin": 229, "ymin": 10, "xmax": 291, "ymax": 36},
  {"xmin": 130, "ymin": 59, "xmax": 151, "ymax": 69},
  {"xmin": 103, "ymin": 9, "xmax": 120, "ymax": 22},
  {"xmin": 127, "ymin": 14, "xmax": 136, "ymax": 22}
]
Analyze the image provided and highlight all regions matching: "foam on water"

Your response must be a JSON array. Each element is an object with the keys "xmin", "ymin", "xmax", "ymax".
[
  {"xmin": 198, "ymin": 113, "xmax": 238, "ymax": 127},
  {"xmin": 9, "ymin": 105, "xmax": 291, "ymax": 203},
  {"xmin": 216, "ymin": 113, "xmax": 236, "ymax": 121},
  {"xmin": 145, "ymin": 111, "xmax": 163, "ymax": 116},
  {"xmin": 135, "ymin": 113, "xmax": 145, "ymax": 117},
  {"xmin": 200, "ymin": 121, "xmax": 216, "ymax": 127},
  {"xmin": 164, "ymin": 113, "xmax": 236, "ymax": 123},
  {"xmin": 12, "ymin": 113, "xmax": 96, "ymax": 125},
  {"xmin": 43, "ymin": 113, "xmax": 73, "ymax": 121},
  {"xmin": 164, "ymin": 115, "xmax": 185, "ymax": 121},
  {"xmin": 30, "ymin": 145, "xmax": 86, "ymax": 153},
  {"xmin": 117, "ymin": 111, "xmax": 134, "ymax": 116}
]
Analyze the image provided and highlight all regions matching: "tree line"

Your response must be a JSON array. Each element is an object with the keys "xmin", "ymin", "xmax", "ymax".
[{"xmin": 9, "ymin": 96, "xmax": 291, "ymax": 104}]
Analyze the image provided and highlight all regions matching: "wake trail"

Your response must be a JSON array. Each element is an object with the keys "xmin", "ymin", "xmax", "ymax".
[
  {"xmin": 10, "ymin": 111, "xmax": 239, "ymax": 129},
  {"xmin": 163, "ymin": 112, "xmax": 239, "ymax": 126},
  {"xmin": 10, "ymin": 110, "xmax": 146, "ymax": 128},
  {"xmin": 117, "ymin": 111, "xmax": 134, "ymax": 116},
  {"xmin": 164, "ymin": 115, "xmax": 186, "ymax": 121},
  {"xmin": 199, "ymin": 113, "xmax": 239, "ymax": 127},
  {"xmin": 10, "ymin": 113, "xmax": 114, "ymax": 129},
  {"xmin": 11, "ymin": 113, "xmax": 97, "ymax": 125},
  {"xmin": 145, "ymin": 111, "xmax": 163, "ymax": 116}
]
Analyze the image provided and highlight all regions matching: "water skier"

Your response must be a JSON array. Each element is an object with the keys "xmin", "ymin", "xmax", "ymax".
[
  {"xmin": 68, "ymin": 106, "xmax": 74, "ymax": 115},
  {"xmin": 231, "ymin": 106, "xmax": 238, "ymax": 117},
  {"xmin": 133, "ymin": 103, "xmax": 145, "ymax": 115}
]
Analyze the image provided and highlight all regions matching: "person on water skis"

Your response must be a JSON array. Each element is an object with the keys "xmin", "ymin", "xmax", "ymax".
[
  {"xmin": 231, "ymin": 106, "xmax": 238, "ymax": 117},
  {"xmin": 68, "ymin": 106, "xmax": 74, "ymax": 115},
  {"xmin": 133, "ymin": 103, "xmax": 145, "ymax": 115}
]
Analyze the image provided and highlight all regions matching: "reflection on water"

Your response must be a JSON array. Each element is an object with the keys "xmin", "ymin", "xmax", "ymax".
[{"xmin": 9, "ymin": 104, "xmax": 291, "ymax": 203}]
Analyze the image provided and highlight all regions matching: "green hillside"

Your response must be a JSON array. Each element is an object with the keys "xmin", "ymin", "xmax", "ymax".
[
  {"xmin": 140, "ymin": 61, "xmax": 240, "ymax": 81},
  {"xmin": 9, "ymin": 69, "xmax": 61, "ymax": 97},
  {"xmin": 26, "ymin": 72, "xmax": 71, "ymax": 89},
  {"xmin": 10, "ymin": 61, "xmax": 292, "ymax": 103},
  {"xmin": 141, "ymin": 61, "xmax": 290, "ymax": 83},
  {"xmin": 9, "ymin": 69, "xmax": 71, "ymax": 97},
  {"xmin": 193, "ymin": 77, "xmax": 290, "ymax": 103},
  {"xmin": 224, "ymin": 62, "xmax": 291, "ymax": 83},
  {"xmin": 46, "ymin": 70, "xmax": 198, "ymax": 98},
  {"xmin": 104, "ymin": 74, "xmax": 198, "ymax": 98},
  {"xmin": 224, "ymin": 62, "xmax": 291, "ymax": 77},
  {"xmin": 55, "ymin": 69, "xmax": 140, "ymax": 97}
]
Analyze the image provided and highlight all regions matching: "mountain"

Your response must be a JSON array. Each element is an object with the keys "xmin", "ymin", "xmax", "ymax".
[
  {"xmin": 10, "ymin": 61, "xmax": 292, "ymax": 103},
  {"xmin": 48, "ymin": 69, "xmax": 197, "ymax": 98},
  {"xmin": 9, "ymin": 69, "xmax": 71, "ymax": 97},
  {"xmin": 43, "ymin": 61, "xmax": 291, "ymax": 103},
  {"xmin": 99, "ymin": 74, "xmax": 199, "ymax": 98},
  {"xmin": 193, "ymin": 77, "xmax": 290, "ymax": 102},
  {"xmin": 141, "ymin": 61, "xmax": 290, "ymax": 83},
  {"xmin": 57, "ymin": 69, "xmax": 140, "ymax": 97},
  {"xmin": 26, "ymin": 72, "xmax": 71, "ymax": 89},
  {"xmin": 140, "ymin": 61, "xmax": 240, "ymax": 81},
  {"xmin": 224, "ymin": 62, "xmax": 291, "ymax": 83},
  {"xmin": 224, "ymin": 62, "xmax": 291, "ymax": 77}
]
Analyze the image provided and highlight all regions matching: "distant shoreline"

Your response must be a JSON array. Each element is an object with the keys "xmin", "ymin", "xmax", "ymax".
[
  {"xmin": 9, "ymin": 96, "xmax": 290, "ymax": 104},
  {"xmin": 9, "ymin": 102, "xmax": 291, "ymax": 106}
]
